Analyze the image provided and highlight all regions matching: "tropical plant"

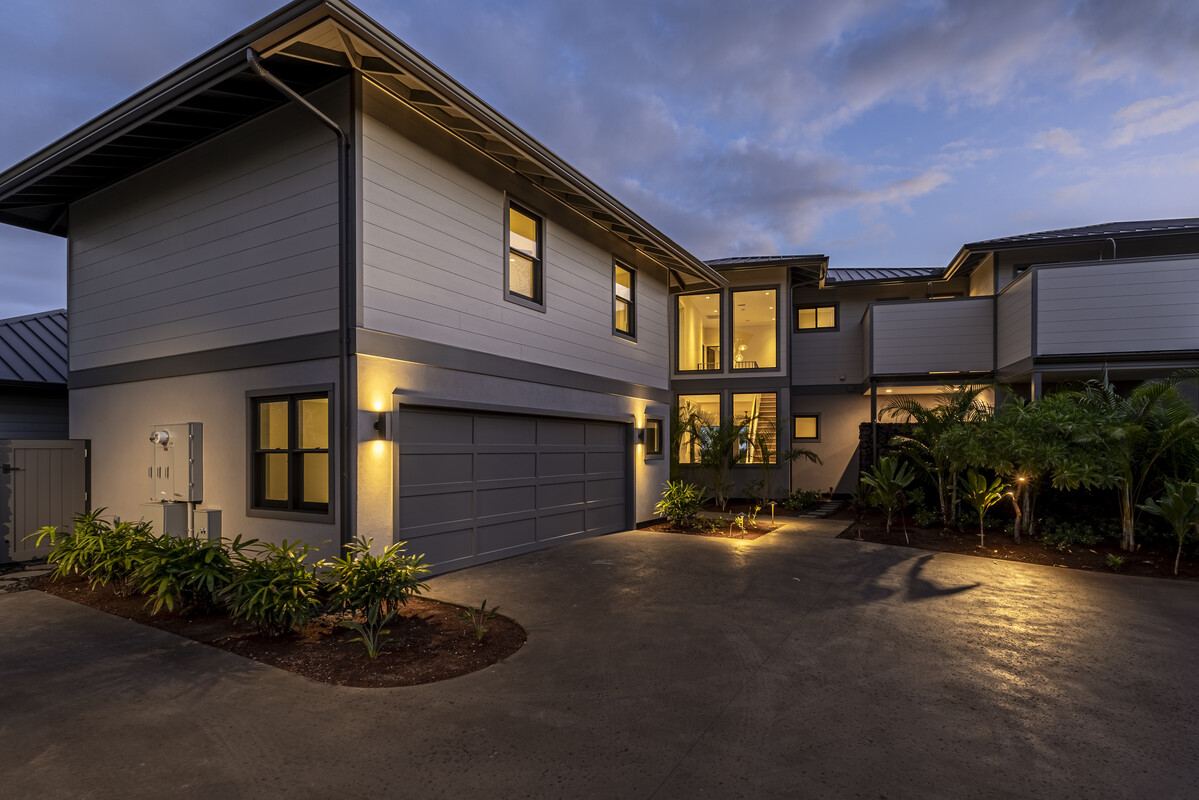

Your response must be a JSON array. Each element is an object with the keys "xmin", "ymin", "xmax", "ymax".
[
  {"xmin": 459, "ymin": 600, "xmax": 501, "ymax": 643},
  {"xmin": 224, "ymin": 540, "xmax": 323, "ymax": 637},
  {"xmin": 959, "ymin": 469, "xmax": 1008, "ymax": 547},
  {"xmin": 861, "ymin": 456, "xmax": 915, "ymax": 542},
  {"xmin": 1104, "ymin": 553, "xmax": 1126, "ymax": 572},
  {"xmin": 34, "ymin": 509, "xmax": 154, "ymax": 595},
  {"xmin": 782, "ymin": 489, "xmax": 821, "ymax": 513},
  {"xmin": 881, "ymin": 384, "xmax": 992, "ymax": 527},
  {"xmin": 692, "ymin": 414, "xmax": 753, "ymax": 510},
  {"xmin": 1140, "ymin": 480, "xmax": 1199, "ymax": 576},
  {"xmin": 134, "ymin": 533, "xmax": 256, "ymax": 615},
  {"xmin": 1074, "ymin": 369, "xmax": 1199, "ymax": 551},
  {"xmin": 655, "ymin": 480, "xmax": 707, "ymax": 529},
  {"xmin": 670, "ymin": 403, "xmax": 705, "ymax": 481},
  {"xmin": 325, "ymin": 536, "xmax": 430, "ymax": 657}
]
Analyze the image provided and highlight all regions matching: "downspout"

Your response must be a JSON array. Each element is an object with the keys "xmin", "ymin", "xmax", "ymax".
[
  {"xmin": 246, "ymin": 49, "xmax": 355, "ymax": 548},
  {"xmin": 1104, "ymin": 238, "xmax": 1117, "ymax": 260}
]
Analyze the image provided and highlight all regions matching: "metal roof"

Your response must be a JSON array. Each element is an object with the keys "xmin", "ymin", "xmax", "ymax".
[
  {"xmin": 705, "ymin": 254, "xmax": 827, "ymax": 267},
  {"xmin": 826, "ymin": 267, "xmax": 941, "ymax": 284},
  {"xmin": 967, "ymin": 218, "xmax": 1199, "ymax": 248},
  {"xmin": 0, "ymin": 309, "xmax": 68, "ymax": 386},
  {"xmin": 0, "ymin": 0, "xmax": 723, "ymax": 288}
]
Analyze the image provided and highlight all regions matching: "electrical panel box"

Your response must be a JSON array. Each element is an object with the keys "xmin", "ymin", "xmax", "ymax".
[
  {"xmin": 194, "ymin": 509, "xmax": 222, "ymax": 542},
  {"xmin": 140, "ymin": 502, "xmax": 188, "ymax": 538},
  {"xmin": 147, "ymin": 422, "xmax": 203, "ymax": 502}
]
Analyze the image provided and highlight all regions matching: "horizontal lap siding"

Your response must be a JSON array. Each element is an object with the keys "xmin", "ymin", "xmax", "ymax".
[
  {"xmin": 997, "ymin": 277, "xmax": 1033, "ymax": 368},
  {"xmin": 360, "ymin": 90, "xmax": 667, "ymax": 389},
  {"xmin": 1036, "ymin": 258, "xmax": 1199, "ymax": 354},
  {"xmin": 0, "ymin": 390, "xmax": 69, "ymax": 438},
  {"xmin": 870, "ymin": 298, "xmax": 993, "ymax": 374},
  {"xmin": 68, "ymin": 94, "xmax": 342, "ymax": 371}
]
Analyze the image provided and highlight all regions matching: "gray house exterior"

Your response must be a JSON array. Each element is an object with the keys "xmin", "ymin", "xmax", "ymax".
[
  {"xmin": 0, "ymin": 309, "xmax": 69, "ymax": 439},
  {"xmin": 0, "ymin": 0, "xmax": 724, "ymax": 573},
  {"xmin": 671, "ymin": 219, "xmax": 1199, "ymax": 496}
]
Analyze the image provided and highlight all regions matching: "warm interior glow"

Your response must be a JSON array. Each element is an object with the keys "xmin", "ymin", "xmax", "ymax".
[
  {"xmin": 732, "ymin": 289, "xmax": 777, "ymax": 369},
  {"xmin": 678, "ymin": 294, "xmax": 721, "ymax": 370}
]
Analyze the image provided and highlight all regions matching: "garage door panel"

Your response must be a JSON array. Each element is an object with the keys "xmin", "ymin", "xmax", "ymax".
[
  {"xmin": 538, "ymin": 481, "xmax": 585, "ymax": 509},
  {"xmin": 477, "ymin": 485, "xmax": 536, "ymax": 517},
  {"xmin": 397, "ymin": 490, "xmax": 474, "ymax": 527},
  {"xmin": 539, "ymin": 418, "xmax": 586, "ymax": 446},
  {"xmin": 402, "ymin": 527, "xmax": 475, "ymax": 566},
  {"xmin": 586, "ymin": 422, "xmax": 624, "ymax": 446},
  {"xmin": 396, "ymin": 408, "xmax": 628, "ymax": 575},
  {"xmin": 398, "ymin": 453, "xmax": 473, "ymax": 486},
  {"xmin": 586, "ymin": 504, "xmax": 624, "ymax": 533},
  {"xmin": 477, "ymin": 518, "xmax": 537, "ymax": 552},
  {"xmin": 539, "ymin": 510, "xmax": 585, "ymax": 540},
  {"xmin": 539, "ymin": 451, "xmax": 585, "ymax": 477},
  {"xmin": 476, "ymin": 452, "xmax": 536, "ymax": 480},
  {"xmin": 476, "ymin": 416, "xmax": 536, "ymax": 445},
  {"xmin": 396, "ymin": 411, "xmax": 474, "ymax": 445},
  {"xmin": 586, "ymin": 451, "xmax": 624, "ymax": 474}
]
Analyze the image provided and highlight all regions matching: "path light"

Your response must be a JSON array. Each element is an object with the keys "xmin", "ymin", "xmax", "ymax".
[{"xmin": 770, "ymin": 501, "xmax": 776, "ymax": 524}]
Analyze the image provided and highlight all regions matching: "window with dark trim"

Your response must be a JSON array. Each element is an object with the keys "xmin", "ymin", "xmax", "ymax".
[
  {"xmin": 677, "ymin": 393, "xmax": 720, "ymax": 464},
  {"xmin": 507, "ymin": 202, "xmax": 544, "ymax": 308},
  {"xmin": 731, "ymin": 288, "xmax": 778, "ymax": 369},
  {"xmin": 677, "ymin": 292, "xmax": 721, "ymax": 371},
  {"xmin": 793, "ymin": 414, "xmax": 820, "ymax": 441},
  {"xmin": 614, "ymin": 262, "xmax": 636, "ymax": 338},
  {"xmin": 644, "ymin": 418, "xmax": 662, "ymax": 457},
  {"xmin": 796, "ymin": 304, "xmax": 837, "ymax": 331},
  {"xmin": 251, "ymin": 393, "xmax": 331, "ymax": 514},
  {"xmin": 733, "ymin": 392, "xmax": 777, "ymax": 464}
]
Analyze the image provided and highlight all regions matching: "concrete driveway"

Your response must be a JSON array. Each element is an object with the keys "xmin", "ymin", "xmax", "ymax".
[{"xmin": 2, "ymin": 521, "xmax": 1197, "ymax": 799}]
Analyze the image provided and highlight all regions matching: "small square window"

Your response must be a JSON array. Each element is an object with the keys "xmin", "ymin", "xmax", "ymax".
[
  {"xmin": 796, "ymin": 304, "xmax": 837, "ymax": 331},
  {"xmin": 644, "ymin": 418, "xmax": 662, "ymax": 457},
  {"xmin": 507, "ymin": 202, "xmax": 544, "ymax": 308},
  {"xmin": 793, "ymin": 415, "xmax": 820, "ymax": 441},
  {"xmin": 614, "ymin": 262, "xmax": 636, "ymax": 338}
]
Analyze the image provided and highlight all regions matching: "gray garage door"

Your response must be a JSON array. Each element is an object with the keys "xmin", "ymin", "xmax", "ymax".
[{"xmin": 395, "ymin": 407, "xmax": 628, "ymax": 573}]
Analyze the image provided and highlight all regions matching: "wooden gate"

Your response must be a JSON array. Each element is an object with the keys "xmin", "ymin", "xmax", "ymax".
[{"xmin": 0, "ymin": 439, "xmax": 89, "ymax": 563}]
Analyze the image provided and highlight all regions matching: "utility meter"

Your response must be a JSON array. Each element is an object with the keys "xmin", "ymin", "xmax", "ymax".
[{"xmin": 147, "ymin": 422, "xmax": 203, "ymax": 502}]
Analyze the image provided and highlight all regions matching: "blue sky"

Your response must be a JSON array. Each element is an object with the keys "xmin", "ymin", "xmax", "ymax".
[{"xmin": 2, "ymin": 0, "xmax": 1198, "ymax": 317}]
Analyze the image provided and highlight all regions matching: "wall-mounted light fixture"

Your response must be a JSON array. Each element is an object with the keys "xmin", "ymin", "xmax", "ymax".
[
  {"xmin": 373, "ymin": 411, "xmax": 387, "ymax": 439},
  {"xmin": 635, "ymin": 426, "xmax": 646, "ymax": 444}
]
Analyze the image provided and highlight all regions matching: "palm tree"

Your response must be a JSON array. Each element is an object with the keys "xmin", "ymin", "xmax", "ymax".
[
  {"xmin": 1074, "ymin": 369, "xmax": 1199, "ymax": 551},
  {"xmin": 881, "ymin": 384, "xmax": 992, "ymax": 527},
  {"xmin": 693, "ymin": 415, "xmax": 752, "ymax": 511},
  {"xmin": 959, "ymin": 469, "xmax": 1008, "ymax": 548},
  {"xmin": 1140, "ymin": 480, "xmax": 1199, "ymax": 576}
]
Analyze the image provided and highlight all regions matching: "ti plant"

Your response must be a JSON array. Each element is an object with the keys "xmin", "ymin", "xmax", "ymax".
[
  {"xmin": 459, "ymin": 600, "xmax": 500, "ymax": 643},
  {"xmin": 223, "ymin": 540, "xmax": 324, "ymax": 637},
  {"xmin": 960, "ymin": 469, "xmax": 1009, "ymax": 548},
  {"xmin": 134, "ymin": 533, "xmax": 256, "ymax": 615}
]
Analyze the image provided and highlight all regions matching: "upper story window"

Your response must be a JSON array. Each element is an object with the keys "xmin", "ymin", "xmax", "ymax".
[
  {"xmin": 614, "ymin": 262, "xmax": 636, "ymax": 339},
  {"xmin": 251, "ymin": 392, "xmax": 330, "ymax": 515},
  {"xmin": 796, "ymin": 304, "xmax": 837, "ymax": 331},
  {"xmin": 732, "ymin": 288, "xmax": 778, "ymax": 370},
  {"xmin": 677, "ymin": 292, "xmax": 721, "ymax": 371},
  {"xmin": 507, "ymin": 202, "xmax": 544, "ymax": 309}
]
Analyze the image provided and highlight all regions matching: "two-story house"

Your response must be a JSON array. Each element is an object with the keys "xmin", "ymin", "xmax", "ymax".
[
  {"xmin": 0, "ymin": 0, "xmax": 725, "ymax": 573},
  {"xmin": 680, "ymin": 219, "xmax": 1199, "ymax": 497}
]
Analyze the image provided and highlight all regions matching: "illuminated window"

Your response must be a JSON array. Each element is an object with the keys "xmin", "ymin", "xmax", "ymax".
[
  {"xmin": 677, "ymin": 394, "xmax": 720, "ymax": 464},
  {"xmin": 733, "ymin": 392, "xmax": 777, "ymax": 464},
  {"xmin": 796, "ymin": 304, "xmax": 837, "ymax": 331},
  {"xmin": 793, "ymin": 415, "xmax": 819, "ymax": 441},
  {"xmin": 732, "ymin": 288, "xmax": 778, "ymax": 369},
  {"xmin": 644, "ymin": 418, "xmax": 662, "ymax": 457},
  {"xmin": 507, "ymin": 203, "xmax": 543, "ymax": 307},
  {"xmin": 677, "ymin": 293, "xmax": 721, "ymax": 371},
  {"xmin": 614, "ymin": 262, "xmax": 635, "ymax": 338},
  {"xmin": 251, "ymin": 393, "xmax": 330, "ymax": 514}
]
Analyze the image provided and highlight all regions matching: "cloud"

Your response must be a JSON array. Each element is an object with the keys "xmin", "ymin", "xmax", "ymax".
[
  {"xmin": 1031, "ymin": 128, "xmax": 1086, "ymax": 157},
  {"xmin": 1109, "ymin": 97, "xmax": 1199, "ymax": 147}
]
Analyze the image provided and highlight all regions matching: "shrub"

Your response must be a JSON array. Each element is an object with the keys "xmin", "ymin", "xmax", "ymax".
[
  {"xmin": 325, "ymin": 537, "xmax": 430, "ymax": 658},
  {"xmin": 913, "ymin": 508, "xmax": 939, "ymax": 528},
  {"xmin": 35, "ymin": 510, "xmax": 154, "ymax": 595},
  {"xmin": 1037, "ymin": 520, "xmax": 1108, "ymax": 549},
  {"xmin": 782, "ymin": 489, "xmax": 821, "ymax": 513},
  {"xmin": 134, "ymin": 534, "xmax": 256, "ymax": 615},
  {"xmin": 655, "ymin": 480, "xmax": 707, "ymax": 529},
  {"xmin": 743, "ymin": 479, "xmax": 768, "ymax": 508},
  {"xmin": 224, "ymin": 540, "xmax": 323, "ymax": 637}
]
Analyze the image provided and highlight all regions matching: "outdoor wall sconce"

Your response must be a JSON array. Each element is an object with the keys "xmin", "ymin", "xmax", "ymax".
[
  {"xmin": 373, "ymin": 411, "xmax": 387, "ymax": 439},
  {"xmin": 635, "ymin": 426, "xmax": 646, "ymax": 444}
]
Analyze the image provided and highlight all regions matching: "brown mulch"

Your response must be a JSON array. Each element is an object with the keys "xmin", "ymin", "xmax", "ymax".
[
  {"xmin": 837, "ymin": 511, "xmax": 1199, "ymax": 581},
  {"xmin": 35, "ymin": 574, "xmax": 526, "ymax": 687}
]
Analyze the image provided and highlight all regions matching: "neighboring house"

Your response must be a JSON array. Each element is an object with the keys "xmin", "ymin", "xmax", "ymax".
[
  {"xmin": 674, "ymin": 219, "xmax": 1199, "ymax": 496},
  {"xmin": 0, "ymin": 0, "xmax": 724, "ymax": 573},
  {"xmin": 0, "ymin": 309, "xmax": 69, "ymax": 439}
]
